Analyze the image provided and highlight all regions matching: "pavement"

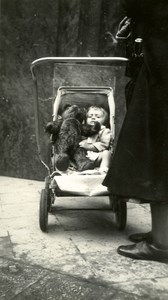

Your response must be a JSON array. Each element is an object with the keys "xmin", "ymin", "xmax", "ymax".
[{"xmin": 0, "ymin": 176, "xmax": 168, "ymax": 300}]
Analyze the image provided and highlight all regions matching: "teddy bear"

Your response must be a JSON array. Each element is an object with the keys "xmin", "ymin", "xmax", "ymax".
[{"xmin": 45, "ymin": 104, "xmax": 100, "ymax": 172}]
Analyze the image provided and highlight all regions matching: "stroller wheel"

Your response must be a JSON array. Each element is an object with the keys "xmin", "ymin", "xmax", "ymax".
[
  {"xmin": 39, "ymin": 189, "xmax": 48, "ymax": 232},
  {"xmin": 45, "ymin": 176, "xmax": 52, "ymax": 212},
  {"xmin": 115, "ymin": 200, "xmax": 127, "ymax": 230},
  {"xmin": 46, "ymin": 189, "xmax": 52, "ymax": 212},
  {"xmin": 109, "ymin": 195, "xmax": 127, "ymax": 230}
]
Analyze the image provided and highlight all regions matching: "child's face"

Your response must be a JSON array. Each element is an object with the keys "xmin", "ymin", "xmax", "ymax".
[{"xmin": 86, "ymin": 108, "xmax": 105, "ymax": 126}]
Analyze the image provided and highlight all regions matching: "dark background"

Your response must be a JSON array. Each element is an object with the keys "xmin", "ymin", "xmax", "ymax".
[{"xmin": 0, "ymin": 0, "xmax": 127, "ymax": 181}]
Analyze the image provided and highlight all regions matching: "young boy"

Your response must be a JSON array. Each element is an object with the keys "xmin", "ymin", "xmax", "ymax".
[{"xmin": 79, "ymin": 106, "xmax": 112, "ymax": 174}]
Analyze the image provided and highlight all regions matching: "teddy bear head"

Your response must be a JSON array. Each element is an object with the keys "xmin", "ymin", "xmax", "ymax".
[{"xmin": 61, "ymin": 104, "xmax": 86, "ymax": 123}]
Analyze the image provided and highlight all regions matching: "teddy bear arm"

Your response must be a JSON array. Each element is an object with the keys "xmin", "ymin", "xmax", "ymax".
[
  {"xmin": 81, "ymin": 122, "xmax": 100, "ymax": 137},
  {"xmin": 45, "ymin": 119, "xmax": 63, "ymax": 143}
]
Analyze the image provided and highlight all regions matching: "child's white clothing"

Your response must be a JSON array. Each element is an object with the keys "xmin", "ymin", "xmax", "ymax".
[{"xmin": 86, "ymin": 125, "xmax": 112, "ymax": 161}]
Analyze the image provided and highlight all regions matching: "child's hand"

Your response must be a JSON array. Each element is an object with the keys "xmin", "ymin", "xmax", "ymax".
[
  {"xmin": 79, "ymin": 140, "xmax": 88, "ymax": 149},
  {"xmin": 79, "ymin": 140, "xmax": 96, "ymax": 151}
]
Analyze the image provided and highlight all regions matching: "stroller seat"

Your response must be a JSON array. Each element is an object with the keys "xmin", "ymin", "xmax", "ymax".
[{"xmin": 51, "ymin": 86, "xmax": 115, "ymax": 196}]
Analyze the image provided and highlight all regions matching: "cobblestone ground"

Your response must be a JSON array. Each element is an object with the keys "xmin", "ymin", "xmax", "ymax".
[{"xmin": 0, "ymin": 176, "xmax": 168, "ymax": 300}]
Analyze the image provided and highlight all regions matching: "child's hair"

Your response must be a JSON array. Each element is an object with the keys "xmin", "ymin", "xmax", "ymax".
[{"xmin": 87, "ymin": 106, "xmax": 109, "ymax": 125}]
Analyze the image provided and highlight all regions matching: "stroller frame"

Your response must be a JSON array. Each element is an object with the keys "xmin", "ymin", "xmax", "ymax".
[{"xmin": 30, "ymin": 57, "xmax": 128, "ymax": 232}]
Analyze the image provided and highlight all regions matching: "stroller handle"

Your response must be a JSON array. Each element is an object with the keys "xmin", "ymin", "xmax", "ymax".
[{"xmin": 30, "ymin": 56, "xmax": 128, "ymax": 80}]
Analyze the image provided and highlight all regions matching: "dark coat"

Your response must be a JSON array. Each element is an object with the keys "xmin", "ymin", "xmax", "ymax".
[{"xmin": 103, "ymin": 0, "xmax": 168, "ymax": 202}]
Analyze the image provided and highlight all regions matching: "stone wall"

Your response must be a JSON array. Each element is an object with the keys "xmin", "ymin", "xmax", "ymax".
[{"xmin": 0, "ymin": 0, "xmax": 127, "ymax": 180}]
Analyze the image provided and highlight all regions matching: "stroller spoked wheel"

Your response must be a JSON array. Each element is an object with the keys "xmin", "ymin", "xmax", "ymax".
[
  {"xmin": 39, "ymin": 189, "xmax": 48, "ymax": 232},
  {"xmin": 109, "ymin": 195, "xmax": 127, "ymax": 231}
]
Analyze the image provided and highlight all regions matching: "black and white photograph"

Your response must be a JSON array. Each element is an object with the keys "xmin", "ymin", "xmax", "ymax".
[{"xmin": 0, "ymin": 0, "xmax": 168, "ymax": 299}]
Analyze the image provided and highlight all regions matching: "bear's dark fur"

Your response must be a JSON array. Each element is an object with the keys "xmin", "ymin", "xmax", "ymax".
[{"xmin": 45, "ymin": 105, "xmax": 100, "ymax": 171}]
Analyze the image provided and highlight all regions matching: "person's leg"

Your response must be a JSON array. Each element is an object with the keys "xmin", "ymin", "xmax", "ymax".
[
  {"xmin": 129, "ymin": 231, "xmax": 152, "ymax": 243},
  {"xmin": 151, "ymin": 202, "xmax": 168, "ymax": 249},
  {"xmin": 128, "ymin": 204, "xmax": 152, "ymax": 242},
  {"xmin": 129, "ymin": 202, "xmax": 168, "ymax": 245},
  {"xmin": 117, "ymin": 202, "xmax": 168, "ymax": 262},
  {"xmin": 95, "ymin": 150, "xmax": 111, "ymax": 173}
]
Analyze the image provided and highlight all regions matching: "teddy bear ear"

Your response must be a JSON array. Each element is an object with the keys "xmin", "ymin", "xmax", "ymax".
[{"xmin": 45, "ymin": 122, "xmax": 54, "ymax": 133}]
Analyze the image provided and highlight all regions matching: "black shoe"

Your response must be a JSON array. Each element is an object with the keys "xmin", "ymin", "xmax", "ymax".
[
  {"xmin": 117, "ymin": 241, "xmax": 168, "ymax": 263},
  {"xmin": 128, "ymin": 232, "xmax": 152, "ymax": 243}
]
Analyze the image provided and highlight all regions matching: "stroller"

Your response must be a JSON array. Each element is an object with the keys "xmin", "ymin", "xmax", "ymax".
[{"xmin": 30, "ymin": 57, "xmax": 128, "ymax": 232}]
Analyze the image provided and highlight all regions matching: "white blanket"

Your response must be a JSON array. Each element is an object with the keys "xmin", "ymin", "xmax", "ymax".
[{"xmin": 54, "ymin": 173, "xmax": 109, "ymax": 196}]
